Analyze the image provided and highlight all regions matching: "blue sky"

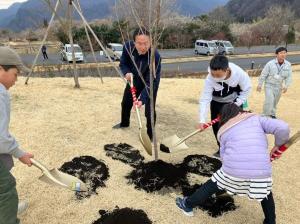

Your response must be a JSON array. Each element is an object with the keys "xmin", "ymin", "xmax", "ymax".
[{"xmin": 0, "ymin": 0, "xmax": 27, "ymax": 9}]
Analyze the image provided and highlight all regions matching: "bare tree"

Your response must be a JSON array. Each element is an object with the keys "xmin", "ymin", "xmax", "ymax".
[
  {"xmin": 254, "ymin": 5, "xmax": 295, "ymax": 45},
  {"xmin": 114, "ymin": 0, "xmax": 172, "ymax": 160},
  {"xmin": 116, "ymin": 0, "xmax": 175, "ymax": 29},
  {"xmin": 240, "ymin": 31, "xmax": 258, "ymax": 52},
  {"xmin": 67, "ymin": 0, "xmax": 80, "ymax": 88},
  {"xmin": 208, "ymin": 6, "xmax": 234, "ymax": 23},
  {"xmin": 230, "ymin": 5, "xmax": 295, "ymax": 48}
]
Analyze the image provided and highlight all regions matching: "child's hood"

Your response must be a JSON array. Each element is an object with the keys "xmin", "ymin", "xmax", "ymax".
[{"xmin": 217, "ymin": 113, "xmax": 257, "ymax": 141}]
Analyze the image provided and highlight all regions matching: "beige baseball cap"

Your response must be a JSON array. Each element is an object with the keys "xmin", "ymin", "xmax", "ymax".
[{"xmin": 0, "ymin": 47, "xmax": 31, "ymax": 73}]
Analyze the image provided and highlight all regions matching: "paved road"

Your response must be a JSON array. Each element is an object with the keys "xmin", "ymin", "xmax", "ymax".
[
  {"xmin": 162, "ymin": 55, "xmax": 300, "ymax": 74},
  {"xmin": 20, "ymin": 45, "xmax": 300, "ymax": 74},
  {"xmin": 21, "ymin": 44, "xmax": 300, "ymax": 65}
]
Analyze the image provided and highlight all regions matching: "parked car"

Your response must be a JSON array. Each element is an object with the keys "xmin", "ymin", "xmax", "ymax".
[
  {"xmin": 60, "ymin": 44, "xmax": 84, "ymax": 63},
  {"xmin": 194, "ymin": 40, "xmax": 218, "ymax": 56},
  {"xmin": 213, "ymin": 40, "xmax": 235, "ymax": 55},
  {"xmin": 101, "ymin": 43, "xmax": 123, "ymax": 61}
]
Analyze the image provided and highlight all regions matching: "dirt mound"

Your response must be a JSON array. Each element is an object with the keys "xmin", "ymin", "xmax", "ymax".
[
  {"xmin": 59, "ymin": 156, "xmax": 109, "ymax": 199},
  {"xmin": 92, "ymin": 207, "xmax": 152, "ymax": 224},
  {"xmin": 104, "ymin": 143, "xmax": 145, "ymax": 167},
  {"xmin": 181, "ymin": 155, "xmax": 222, "ymax": 177},
  {"xmin": 126, "ymin": 160, "xmax": 189, "ymax": 193}
]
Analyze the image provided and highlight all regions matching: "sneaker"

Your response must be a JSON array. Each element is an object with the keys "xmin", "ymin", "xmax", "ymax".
[
  {"xmin": 18, "ymin": 201, "xmax": 28, "ymax": 215},
  {"xmin": 112, "ymin": 123, "xmax": 129, "ymax": 129},
  {"xmin": 176, "ymin": 197, "xmax": 194, "ymax": 217}
]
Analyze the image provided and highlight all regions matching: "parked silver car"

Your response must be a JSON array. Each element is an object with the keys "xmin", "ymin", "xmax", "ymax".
[
  {"xmin": 213, "ymin": 40, "xmax": 235, "ymax": 55},
  {"xmin": 194, "ymin": 40, "xmax": 218, "ymax": 56},
  {"xmin": 101, "ymin": 43, "xmax": 123, "ymax": 61},
  {"xmin": 60, "ymin": 44, "xmax": 84, "ymax": 63}
]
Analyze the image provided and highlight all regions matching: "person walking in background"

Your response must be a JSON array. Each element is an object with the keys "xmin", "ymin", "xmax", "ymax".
[
  {"xmin": 257, "ymin": 47, "xmax": 292, "ymax": 119},
  {"xmin": 41, "ymin": 45, "xmax": 48, "ymax": 60}
]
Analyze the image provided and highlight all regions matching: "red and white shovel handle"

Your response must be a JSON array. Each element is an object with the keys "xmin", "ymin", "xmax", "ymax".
[
  {"xmin": 271, "ymin": 145, "xmax": 288, "ymax": 161},
  {"xmin": 203, "ymin": 117, "xmax": 220, "ymax": 129},
  {"xmin": 130, "ymin": 86, "xmax": 138, "ymax": 105},
  {"xmin": 128, "ymin": 75, "xmax": 138, "ymax": 106}
]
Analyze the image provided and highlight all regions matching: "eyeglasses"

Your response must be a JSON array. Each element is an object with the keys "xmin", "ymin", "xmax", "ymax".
[{"xmin": 135, "ymin": 41, "xmax": 150, "ymax": 47}]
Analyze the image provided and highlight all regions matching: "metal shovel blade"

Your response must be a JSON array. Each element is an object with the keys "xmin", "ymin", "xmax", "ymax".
[
  {"xmin": 160, "ymin": 134, "xmax": 189, "ymax": 153},
  {"xmin": 160, "ymin": 118, "xmax": 220, "ymax": 153},
  {"xmin": 32, "ymin": 159, "xmax": 88, "ymax": 192},
  {"xmin": 48, "ymin": 168, "xmax": 88, "ymax": 192},
  {"xmin": 128, "ymin": 77, "xmax": 152, "ymax": 156},
  {"xmin": 139, "ymin": 127, "xmax": 153, "ymax": 156}
]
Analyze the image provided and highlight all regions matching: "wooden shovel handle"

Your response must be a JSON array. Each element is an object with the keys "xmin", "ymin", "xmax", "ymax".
[
  {"xmin": 176, "ymin": 117, "xmax": 221, "ymax": 146},
  {"xmin": 271, "ymin": 131, "xmax": 300, "ymax": 161},
  {"xmin": 30, "ymin": 159, "xmax": 48, "ymax": 172}
]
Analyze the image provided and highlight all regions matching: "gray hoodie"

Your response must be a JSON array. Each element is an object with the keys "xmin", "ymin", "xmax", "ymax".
[{"xmin": 0, "ymin": 83, "xmax": 25, "ymax": 170}]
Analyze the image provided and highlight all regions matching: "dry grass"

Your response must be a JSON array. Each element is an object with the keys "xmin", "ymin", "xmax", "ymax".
[{"xmin": 9, "ymin": 74, "xmax": 300, "ymax": 224}]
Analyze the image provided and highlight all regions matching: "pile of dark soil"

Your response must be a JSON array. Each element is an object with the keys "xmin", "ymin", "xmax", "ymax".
[
  {"xmin": 59, "ymin": 156, "xmax": 109, "ymax": 199},
  {"xmin": 104, "ymin": 144, "xmax": 222, "ymax": 193},
  {"xmin": 102, "ymin": 143, "xmax": 236, "ymax": 218},
  {"xmin": 104, "ymin": 143, "xmax": 145, "ymax": 167},
  {"xmin": 181, "ymin": 155, "xmax": 222, "ymax": 177},
  {"xmin": 126, "ymin": 160, "xmax": 189, "ymax": 193},
  {"xmin": 92, "ymin": 207, "xmax": 152, "ymax": 224},
  {"xmin": 182, "ymin": 184, "xmax": 237, "ymax": 217}
]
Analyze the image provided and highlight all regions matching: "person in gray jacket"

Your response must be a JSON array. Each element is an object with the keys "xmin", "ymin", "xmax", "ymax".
[
  {"xmin": 0, "ymin": 47, "xmax": 34, "ymax": 224},
  {"xmin": 257, "ymin": 47, "xmax": 292, "ymax": 118}
]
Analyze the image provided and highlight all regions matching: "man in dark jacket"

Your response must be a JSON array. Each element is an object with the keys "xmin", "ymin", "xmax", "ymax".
[{"xmin": 113, "ymin": 28, "xmax": 161, "ymax": 140}]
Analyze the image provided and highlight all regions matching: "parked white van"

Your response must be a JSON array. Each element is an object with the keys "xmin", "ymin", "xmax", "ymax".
[
  {"xmin": 102, "ymin": 43, "xmax": 123, "ymax": 61},
  {"xmin": 60, "ymin": 44, "xmax": 84, "ymax": 63},
  {"xmin": 213, "ymin": 40, "xmax": 235, "ymax": 55},
  {"xmin": 194, "ymin": 40, "xmax": 218, "ymax": 56}
]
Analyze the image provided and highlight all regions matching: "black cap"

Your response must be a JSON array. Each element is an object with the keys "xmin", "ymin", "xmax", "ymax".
[{"xmin": 275, "ymin": 47, "xmax": 287, "ymax": 54}]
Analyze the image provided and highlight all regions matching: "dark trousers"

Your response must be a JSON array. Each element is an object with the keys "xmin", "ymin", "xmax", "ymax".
[
  {"xmin": 186, "ymin": 179, "xmax": 276, "ymax": 224},
  {"xmin": 210, "ymin": 100, "xmax": 228, "ymax": 148},
  {"xmin": 210, "ymin": 100, "xmax": 243, "ymax": 149},
  {"xmin": 42, "ymin": 52, "xmax": 48, "ymax": 59},
  {"xmin": 121, "ymin": 81, "xmax": 156, "ymax": 140},
  {"xmin": 0, "ymin": 160, "xmax": 19, "ymax": 224}
]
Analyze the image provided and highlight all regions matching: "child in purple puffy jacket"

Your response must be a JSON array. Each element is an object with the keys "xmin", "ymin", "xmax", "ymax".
[{"xmin": 176, "ymin": 103, "xmax": 290, "ymax": 224}]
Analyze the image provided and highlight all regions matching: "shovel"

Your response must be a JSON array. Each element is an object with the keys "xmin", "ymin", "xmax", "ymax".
[
  {"xmin": 128, "ymin": 77, "xmax": 152, "ymax": 156},
  {"xmin": 160, "ymin": 117, "xmax": 220, "ymax": 153},
  {"xmin": 31, "ymin": 159, "xmax": 88, "ymax": 192},
  {"xmin": 271, "ymin": 131, "xmax": 300, "ymax": 161}
]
